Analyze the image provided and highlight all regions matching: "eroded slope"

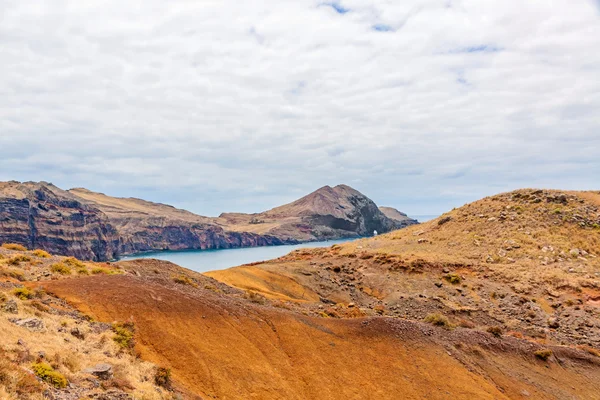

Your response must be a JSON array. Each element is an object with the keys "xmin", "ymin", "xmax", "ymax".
[{"xmin": 207, "ymin": 189, "xmax": 600, "ymax": 347}]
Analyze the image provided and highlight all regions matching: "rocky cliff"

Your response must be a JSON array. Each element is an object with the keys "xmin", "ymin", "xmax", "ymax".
[
  {"xmin": 0, "ymin": 181, "xmax": 119, "ymax": 261},
  {"xmin": 0, "ymin": 182, "xmax": 415, "ymax": 261}
]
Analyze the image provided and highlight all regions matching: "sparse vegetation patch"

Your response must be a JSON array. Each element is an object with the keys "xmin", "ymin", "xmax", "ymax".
[
  {"xmin": 50, "ymin": 262, "xmax": 71, "ymax": 275},
  {"xmin": 154, "ymin": 367, "xmax": 172, "ymax": 388},
  {"xmin": 13, "ymin": 287, "xmax": 34, "ymax": 300},
  {"xmin": 31, "ymin": 362, "xmax": 68, "ymax": 388},
  {"xmin": 444, "ymin": 273, "xmax": 462, "ymax": 285},
  {"xmin": 7, "ymin": 254, "xmax": 31, "ymax": 266},
  {"xmin": 2, "ymin": 243, "xmax": 27, "ymax": 251},
  {"xmin": 173, "ymin": 274, "xmax": 198, "ymax": 287},
  {"xmin": 32, "ymin": 249, "xmax": 51, "ymax": 258},
  {"xmin": 113, "ymin": 322, "xmax": 136, "ymax": 350},
  {"xmin": 534, "ymin": 349, "xmax": 553, "ymax": 361},
  {"xmin": 424, "ymin": 313, "xmax": 452, "ymax": 328}
]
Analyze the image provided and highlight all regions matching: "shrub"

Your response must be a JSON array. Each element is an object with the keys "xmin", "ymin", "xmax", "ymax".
[
  {"xmin": 0, "ymin": 292, "xmax": 6, "ymax": 303},
  {"xmin": 534, "ymin": 349, "xmax": 552, "ymax": 361},
  {"xmin": 77, "ymin": 267, "xmax": 89, "ymax": 275},
  {"xmin": 487, "ymin": 326, "xmax": 504, "ymax": 338},
  {"xmin": 2, "ymin": 243, "xmax": 27, "ymax": 251},
  {"xmin": 244, "ymin": 291, "xmax": 266, "ymax": 305},
  {"xmin": 113, "ymin": 322, "xmax": 135, "ymax": 350},
  {"xmin": 32, "ymin": 249, "xmax": 51, "ymax": 258},
  {"xmin": 424, "ymin": 313, "xmax": 451, "ymax": 328},
  {"xmin": 13, "ymin": 287, "xmax": 34, "ymax": 300},
  {"xmin": 7, "ymin": 255, "xmax": 31, "ymax": 266},
  {"xmin": 1, "ymin": 268, "xmax": 25, "ymax": 281},
  {"xmin": 63, "ymin": 257, "xmax": 85, "ymax": 268},
  {"xmin": 154, "ymin": 367, "xmax": 172, "ymax": 388},
  {"xmin": 173, "ymin": 275, "xmax": 198, "ymax": 288},
  {"xmin": 92, "ymin": 267, "xmax": 109, "ymax": 275},
  {"xmin": 50, "ymin": 263, "xmax": 71, "ymax": 275},
  {"xmin": 31, "ymin": 362, "xmax": 68, "ymax": 388},
  {"xmin": 444, "ymin": 273, "xmax": 461, "ymax": 285}
]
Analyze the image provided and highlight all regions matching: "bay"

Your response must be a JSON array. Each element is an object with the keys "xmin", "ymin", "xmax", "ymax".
[{"xmin": 120, "ymin": 238, "xmax": 358, "ymax": 273}]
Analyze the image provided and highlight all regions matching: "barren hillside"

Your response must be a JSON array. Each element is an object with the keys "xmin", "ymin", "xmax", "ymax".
[{"xmin": 208, "ymin": 189, "xmax": 600, "ymax": 347}]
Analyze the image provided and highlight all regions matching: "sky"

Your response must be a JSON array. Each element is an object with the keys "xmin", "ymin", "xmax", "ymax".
[{"xmin": 1, "ymin": 0, "xmax": 599, "ymax": 217}]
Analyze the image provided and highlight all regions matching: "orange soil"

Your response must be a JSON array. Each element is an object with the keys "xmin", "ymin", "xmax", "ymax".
[{"xmin": 42, "ymin": 275, "xmax": 600, "ymax": 400}]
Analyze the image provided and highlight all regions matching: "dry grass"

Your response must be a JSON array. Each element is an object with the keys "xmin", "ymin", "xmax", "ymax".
[
  {"xmin": 31, "ymin": 250, "xmax": 50, "ymax": 258},
  {"xmin": 424, "ymin": 313, "xmax": 452, "ymax": 328},
  {"xmin": 0, "ymin": 287, "xmax": 174, "ymax": 399},
  {"xmin": 1, "ymin": 243, "xmax": 28, "ymax": 251},
  {"xmin": 172, "ymin": 274, "xmax": 198, "ymax": 288},
  {"xmin": 49, "ymin": 263, "xmax": 71, "ymax": 275}
]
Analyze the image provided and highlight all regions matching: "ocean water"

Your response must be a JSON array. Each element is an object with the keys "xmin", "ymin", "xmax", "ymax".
[{"xmin": 120, "ymin": 238, "xmax": 358, "ymax": 273}]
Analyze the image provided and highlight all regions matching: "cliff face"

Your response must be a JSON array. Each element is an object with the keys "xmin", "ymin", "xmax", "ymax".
[
  {"xmin": 115, "ymin": 225, "xmax": 289, "ymax": 255},
  {"xmin": 0, "ymin": 182, "xmax": 119, "ymax": 261},
  {"xmin": 68, "ymin": 188, "xmax": 294, "ymax": 257},
  {"xmin": 0, "ymin": 182, "xmax": 416, "ymax": 260}
]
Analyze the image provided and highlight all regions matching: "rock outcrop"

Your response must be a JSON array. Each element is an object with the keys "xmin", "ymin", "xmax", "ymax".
[{"xmin": 0, "ymin": 182, "xmax": 415, "ymax": 261}]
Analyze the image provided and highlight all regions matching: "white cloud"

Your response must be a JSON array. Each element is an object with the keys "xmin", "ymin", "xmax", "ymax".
[{"xmin": 0, "ymin": 0, "xmax": 599, "ymax": 216}]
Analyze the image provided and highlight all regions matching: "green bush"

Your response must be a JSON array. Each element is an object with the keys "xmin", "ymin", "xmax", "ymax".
[{"xmin": 31, "ymin": 363, "xmax": 68, "ymax": 388}]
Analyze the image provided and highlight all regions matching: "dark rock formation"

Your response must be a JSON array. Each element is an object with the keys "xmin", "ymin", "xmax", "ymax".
[{"xmin": 0, "ymin": 181, "xmax": 119, "ymax": 261}]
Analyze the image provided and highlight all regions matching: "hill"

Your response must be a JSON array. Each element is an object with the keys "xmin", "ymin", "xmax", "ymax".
[
  {"xmin": 217, "ymin": 185, "xmax": 417, "ymax": 240},
  {"xmin": 0, "ymin": 181, "xmax": 414, "ymax": 261},
  {"xmin": 207, "ymin": 189, "xmax": 600, "ymax": 347}
]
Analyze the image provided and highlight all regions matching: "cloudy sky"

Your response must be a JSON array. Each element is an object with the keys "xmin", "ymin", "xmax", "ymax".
[{"xmin": 1, "ymin": 1, "xmax": 599, "ymax": 217}]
